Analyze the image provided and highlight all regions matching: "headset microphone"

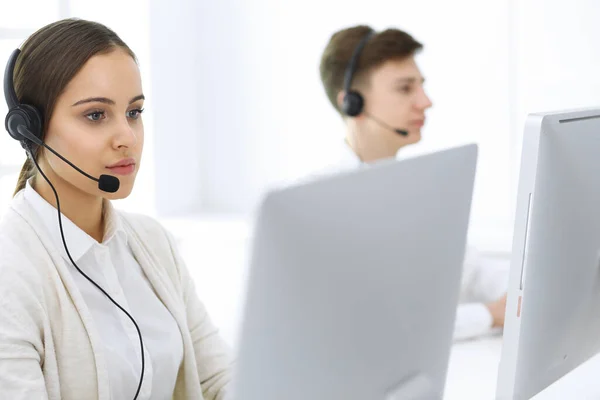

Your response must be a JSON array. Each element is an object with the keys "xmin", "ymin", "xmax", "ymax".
[
  {"xmin": 14, "ymin": 125, "xmax": 120, "ymax": 193},
  {"xmin": 363, "ymin": 112, "xmax": 409, "ymax": 137}
]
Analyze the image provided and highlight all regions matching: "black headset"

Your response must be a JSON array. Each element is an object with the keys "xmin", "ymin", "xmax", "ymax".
[
  {"xmin": 4, "ymin": 48, "xmax": 144, "ymax": 400},
  {"xmin": 4, "ymin": 48, "xmax": 119, "ymax": 192},
  {"xmin": 341, "ymin": 29, "xmax": 376, "ymax": 117},
  {"xmin": 4, "ymin": 49, "xmax": 43, "ymax": 150}
]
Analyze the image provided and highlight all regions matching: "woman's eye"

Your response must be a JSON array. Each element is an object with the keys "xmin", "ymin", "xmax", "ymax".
[
  {"xmin": 128, "ymin": 108, "xmax": 144, "ymax": 119},
  {"xmin": 86, "ymin": 111, "xmax": 105, "ymax": 121}
]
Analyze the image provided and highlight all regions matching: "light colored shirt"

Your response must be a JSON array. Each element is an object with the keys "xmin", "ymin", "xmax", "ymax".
[
  {"xmin": 455, "ymin": 247, "xmax": 508, "ymax": 340},
  {"xmin": 0, "ymin": 187, "xmax": 233, "ymax": 400},
  {"xmin": 312, "ymin": 142, "xmax": 509, "ymax": 341},
  {"xmin": 23, "ymin": 181, "xmax": 183, "ymax": 399}
]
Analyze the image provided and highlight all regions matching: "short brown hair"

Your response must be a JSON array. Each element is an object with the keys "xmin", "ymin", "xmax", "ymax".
[
  {"xmin": 319, "ymin": 25, "xmax": 423, "ymax": 114},
  {"xmin": 11, "ymin": 18, "xmax": 136, "ymax": 195}
]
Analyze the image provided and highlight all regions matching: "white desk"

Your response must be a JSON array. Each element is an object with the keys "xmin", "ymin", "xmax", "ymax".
[
  {"xmin": 445, "ymin": 336, "xmax": 504, "ymax": 399},
  {"xmin": 445, "ymin": 335, "xmax": 600, "ymax": 399}
]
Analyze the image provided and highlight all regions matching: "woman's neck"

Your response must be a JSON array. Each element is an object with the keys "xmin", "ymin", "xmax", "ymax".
[{"xmin": 32, "ymin": 168, "xmax": 105, "ymax": 243}]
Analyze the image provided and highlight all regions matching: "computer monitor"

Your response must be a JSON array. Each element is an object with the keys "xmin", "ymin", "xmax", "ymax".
[
  {"xmin": 497, "ymin": 108, "xmax": 600, "ymax": 399},
  {"xmin": 229, "ymin": 144, "xmax": 478, "ymax": 400}
]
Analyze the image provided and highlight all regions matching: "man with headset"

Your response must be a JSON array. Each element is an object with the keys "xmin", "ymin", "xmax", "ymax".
[{"xmin": 318, "ymin": 25, "xmax": 508, "ymax": 341}]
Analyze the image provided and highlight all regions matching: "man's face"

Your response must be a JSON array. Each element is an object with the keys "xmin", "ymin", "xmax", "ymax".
[{"xmin": 351, "ymin": 56, "xmax": 433, "ymax": 158}]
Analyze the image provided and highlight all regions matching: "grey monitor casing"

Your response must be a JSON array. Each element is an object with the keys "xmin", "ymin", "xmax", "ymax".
[
  {"xmin": 497, "ymin": 108, "xmax": 600, "ymax": 399},
  {"xmin": 229, "ymin": 144, "xmax": 478, "ymax": 400}
]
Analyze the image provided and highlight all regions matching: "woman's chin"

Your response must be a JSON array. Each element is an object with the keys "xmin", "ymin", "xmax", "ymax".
[{"xmin": 102, "ymin": 185, "xmax": 134, "ymax": 201}]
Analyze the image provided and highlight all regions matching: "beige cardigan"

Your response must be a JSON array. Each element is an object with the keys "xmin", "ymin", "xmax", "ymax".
[{"xmin": 0, "ymin": 191, "xmax": 233, "ymax": 400}]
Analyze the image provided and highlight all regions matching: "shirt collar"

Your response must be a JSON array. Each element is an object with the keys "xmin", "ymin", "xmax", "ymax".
[
  {"xmin": 23, "ymin": 180, "xmax": 126, "ymax": 263},
  {"xmin": 342, "ymin": 139, "xmax": 401, "ymax": 168},
  {"xmin": 104, "ymin": 200, "xmax": 127, "ymax": 245}
]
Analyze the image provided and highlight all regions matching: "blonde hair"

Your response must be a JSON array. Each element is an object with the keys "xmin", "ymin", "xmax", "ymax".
[{"xmin": 13, "ymin": 157, "xmax": 35, "ymax": 196}]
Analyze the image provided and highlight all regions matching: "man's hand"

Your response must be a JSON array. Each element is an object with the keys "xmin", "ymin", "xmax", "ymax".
[{"xmin": 486, "ymin": 293, "xmax": 508, "ymax": 328}]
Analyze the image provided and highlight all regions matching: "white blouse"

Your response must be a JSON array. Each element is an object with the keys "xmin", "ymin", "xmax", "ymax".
[{"xmin": 23, "ymin": 182, "xmax": 183, "ymax": 400}]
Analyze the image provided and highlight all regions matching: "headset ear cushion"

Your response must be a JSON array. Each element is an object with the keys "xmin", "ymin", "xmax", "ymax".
[
  {"xmin": 5, "ymin": 108, "xmax": 27, "ymax": 142},
  {"xmin": 21, "ymin": 104, "xmax": 43, "ymax": 137},
  {"xmin": 342, "ymin": 91, "xmax": 364, "ymax": 117},
  {"xmin": 4, "ymin": 104, "xmax": 43, "ymax": 151}
]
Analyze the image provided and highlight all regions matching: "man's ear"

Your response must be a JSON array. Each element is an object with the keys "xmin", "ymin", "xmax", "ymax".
[{"xmin": 336, "ymin": 90, "xmax": 346, "ymax": 111}]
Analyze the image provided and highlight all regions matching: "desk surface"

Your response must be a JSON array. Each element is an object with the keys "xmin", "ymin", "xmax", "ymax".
[{"xmin": 445, "ymin": 336, "xmax": 600, "ymax": 399}]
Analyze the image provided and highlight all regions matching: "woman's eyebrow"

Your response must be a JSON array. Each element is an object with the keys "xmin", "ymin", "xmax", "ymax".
[{"xmin": 71, "ymin": 94, "xmax": 145, "ymax": 107}]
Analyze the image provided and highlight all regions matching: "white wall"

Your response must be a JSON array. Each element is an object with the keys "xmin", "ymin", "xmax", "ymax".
[
  {"xmin": 149, "ymin": 0, "xmax": 278, "ymax": 216},
  {"xmin": 512, "ymin": 0, "xmax": 600, "ymax": 183}
]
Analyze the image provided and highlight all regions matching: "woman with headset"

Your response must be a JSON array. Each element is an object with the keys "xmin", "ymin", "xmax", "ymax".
[{"xmin": 0, "ymin": 19, "xmax": 232, "ymax": 400}]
